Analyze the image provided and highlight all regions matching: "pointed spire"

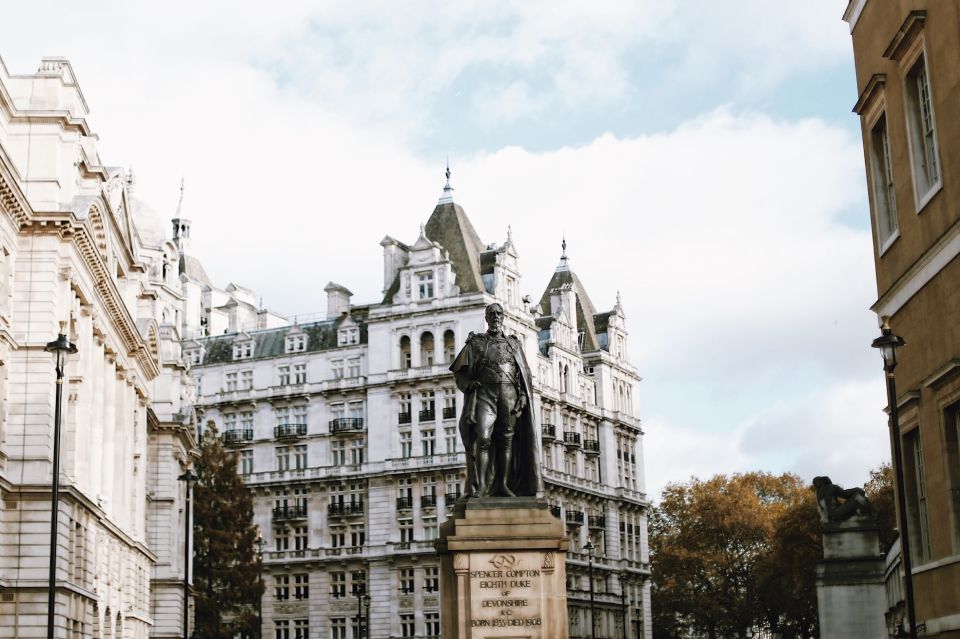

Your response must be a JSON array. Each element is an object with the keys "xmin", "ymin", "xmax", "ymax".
[
  {"xmin": 438, "ymin": 159, "xmax": 455, "ymax": 205},
  {"xmin": 556, "ymin": 236, "xmax": 570, "ymax": 272},
  {"xmin": 175, "ymin": 177, "xmax": 185, "ymax": 218},
  {"xmin": 505, "ymin": 225, "xmax": 514, "ymax": 248}
]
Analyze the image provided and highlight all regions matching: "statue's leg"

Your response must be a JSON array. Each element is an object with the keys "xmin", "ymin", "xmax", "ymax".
[
  {"xmin": 474, "ymin": 404, "xmax": 497, "ymax": 497},
  {"xmin": 496, "ymin": 386, "xmax": 518, "ymax": 497},
  {"xmin": 460, "ymin": 423, "xmax": 478, "ymax": 497}
]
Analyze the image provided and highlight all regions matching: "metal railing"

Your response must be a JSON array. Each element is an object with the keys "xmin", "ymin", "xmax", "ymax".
[
  {"xmin": 330, "ymin": 417, "xmax": 365, "ymax": 433},
  {"xmin": 583, "ymin": 439, "xmax": 600, "ymax": 453},
  {"xmin": 418, "ymin": 409, "xmax": 436, "ymax": 422},
  {"xmin": 542, "ymin": 424, "xmax": 557, "ymax": 439},
  {"xmin": 274, "ymin": 423, "xmax": 307, "ymax": 439},
  {"xmin": 328, "ymin": 502, "xmax": 365, "ymax": 516},
  {"xmin": 565, "ymin": 510, "xmax": 584, "ymax": 525},
  {"xmin": 563, "ymin": 432, "xmax": 582, "ymax": 446},
  {"xmin": 588, "ymin": 515, "xmax": 606, "ymax": 529},
  {"xmin": 272, "ymin": 505, "xmax": 308, "ymax": 521},
  {"xmin": 420, "ymin": 494, "xmax": 437, "ymax": 508},
  {"xmin": 222, "ymin": 428, "xmax": 254, "ymax": 445},
  {"xmin": 442, "ymin": 406, "xmax": 457, "ymax": 419},
  {"xmin": 396, "ymin": 496, "xmax": 413, "ymax": 510},
  {"xmin": 398, "ymin": 412, "xmax": 412, "ymax": 425}
]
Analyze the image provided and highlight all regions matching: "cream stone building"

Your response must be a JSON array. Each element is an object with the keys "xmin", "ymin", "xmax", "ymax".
[
  {"xmin": 191, "ymin": 177, "xmax": 652, "ymax": 639},
  {"xmin": 0, "ymin": 57, "xmax": 197, "ymax": 638}
]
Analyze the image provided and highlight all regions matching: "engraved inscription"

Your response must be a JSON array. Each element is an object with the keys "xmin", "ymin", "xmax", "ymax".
[{"xmin": 469, "ymin": 552, "xmax": 543, "ymax": 629}]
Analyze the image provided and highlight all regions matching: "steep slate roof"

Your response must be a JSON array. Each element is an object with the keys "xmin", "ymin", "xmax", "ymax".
[
  {"xmin": 424, "ymin": 201, "xmax": 485, "ymax": 294},
  {"xmin": 180, "ymin": 254, "xmax": 212, "ymax": 287},
  {"xmin": 198, "ymin": 308, "xmax": 369, "ymax": 365},
  {"xmin": 537, "ymin": 267, "xmax": 601, "ymax": 353}
]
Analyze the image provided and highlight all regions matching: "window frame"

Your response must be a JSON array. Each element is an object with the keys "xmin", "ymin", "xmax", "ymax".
[{"xmin": 901, "ymin": 43, "xmax": 942, "ymax": 212}]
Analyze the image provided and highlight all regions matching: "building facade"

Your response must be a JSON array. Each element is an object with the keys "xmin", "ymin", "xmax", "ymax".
[
  {"xmin": 0, "ymin": 57, "xmax": 197, "ymax": 638},
  {"xmin": 191, "ymin": 179, "xmax": 651, "ymax": 639},
  {"xmin": 845, "ymin": 1, "xmax": 960, "ymax": 636}
]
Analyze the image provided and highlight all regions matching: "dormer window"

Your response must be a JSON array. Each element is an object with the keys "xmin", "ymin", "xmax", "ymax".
[
  {"xmin": 417, "ymin": 272, "xmax": 434, "ymax": 299},
  {"xmin": 338, "ymin": 327, "xmax": 359, "ymax": 346},
  {"xmin": 187, "ymin": 348, "xmax": 204, "ymax": 365},
  {"xmin": 233, "ymin": 340, "xmax": 254, "ymax": 360},
  {"xmin": 286, "ymin": 334, "xmax": 307, "ymax": 354}
]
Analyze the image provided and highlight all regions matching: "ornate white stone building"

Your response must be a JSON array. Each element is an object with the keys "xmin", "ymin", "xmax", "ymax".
[
  {"xmin": 0, "ymin": 57, "xmax": 197, "ymax": 638},
  {"xmin": 191, "ymin": 176, "xmax": 652, "ymax": 639}
]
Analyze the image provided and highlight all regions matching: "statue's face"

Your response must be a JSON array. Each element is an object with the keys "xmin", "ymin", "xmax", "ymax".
[{"xmin": 486, "ymin": 305, "xmax": 504, "ymax": 333}]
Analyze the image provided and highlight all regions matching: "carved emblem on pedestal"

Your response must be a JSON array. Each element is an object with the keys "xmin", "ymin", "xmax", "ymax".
[
  {"xmin": 489, "ymin": 554, "xmax": 519, "ymax": 570},
  {"xmin": 542, "ymin": 551, "xmax": 555, "ymax": 574}
]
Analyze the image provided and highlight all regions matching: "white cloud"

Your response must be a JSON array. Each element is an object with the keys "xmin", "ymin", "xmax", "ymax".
[{"xmin": 0, "ymin": 1, "xmax": 885, "ymax": 500}]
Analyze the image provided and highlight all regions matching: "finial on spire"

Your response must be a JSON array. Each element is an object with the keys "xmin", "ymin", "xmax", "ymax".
[
  {"xmin": 556, "ymin": 236, "xmax": 570, "ymax": 272},
  {"xmin": 438, "ymin": 159, "xmax": 455, "ymax": 204},
  {"xmin": 175, "ymin": 177, "xmax": 185, "ymax": 218},
  {"xmin": 507, "ymin": 225, "xmax": 513, "ymax": 242}
]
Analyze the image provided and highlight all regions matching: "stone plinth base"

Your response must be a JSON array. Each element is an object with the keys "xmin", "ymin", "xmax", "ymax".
[
  {"xmin": 436, "ymin": 498, "xmax": 569, "ymax": 639},
  {"xmin": 816, "ymin": 519, "xmax": 886, "ymax": 639}
]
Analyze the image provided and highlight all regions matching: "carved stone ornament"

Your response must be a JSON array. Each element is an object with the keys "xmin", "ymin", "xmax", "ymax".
[
  {"xmin": 453, "ymin": 552, "xmax": 468, "ymax": 572},
  {"xmin": 489, "ymin": 554, "xmax": 519, "ymax": 570},
  {"xmin": 541, "ymin": 551, "xmax": 555, "ymax": 573}
]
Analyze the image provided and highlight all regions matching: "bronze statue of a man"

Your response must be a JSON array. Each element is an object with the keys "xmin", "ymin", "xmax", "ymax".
[{"xmin": 450, "ymin": 303, "xmax": 543, "ymax": 498}]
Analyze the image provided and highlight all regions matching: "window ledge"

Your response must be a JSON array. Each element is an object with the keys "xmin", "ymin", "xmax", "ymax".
[
  {"xmin": 878, "ymin": 229, "xmax": 901, "ymax": 257},
  {"xmin": 916, "ymin": 179, "xmax": 943, "ymax": 214}
]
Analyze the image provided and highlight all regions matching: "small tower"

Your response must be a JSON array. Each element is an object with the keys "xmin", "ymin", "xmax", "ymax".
[{"xmin": 171, "ymin": 178, "xmax": 191, "ymax": 256}]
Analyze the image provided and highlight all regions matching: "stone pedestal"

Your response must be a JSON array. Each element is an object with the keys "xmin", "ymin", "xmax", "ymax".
[
  {"xmin": 816, "ymin": 519, "xmax": 887, "ymax": 639},
  {"xmin": 436, "ymin": 498, "xmax": 569, "ymax": 639}
]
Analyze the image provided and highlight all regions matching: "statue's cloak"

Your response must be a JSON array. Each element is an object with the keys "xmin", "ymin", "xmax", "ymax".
[{"xmin": 450, "ymin": 331, "xmax": 544, "ymax": 497}]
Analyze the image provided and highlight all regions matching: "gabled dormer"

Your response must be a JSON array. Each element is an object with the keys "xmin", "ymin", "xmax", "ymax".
[
  {"xmin": 480, "ymin": 226, "xmax": 522, "ymax": 309},
  {"xmin": 337, "ymin": 315, "xmax": 360, "ymax": 347},
  {"xmin": 232, "ymin": 331, "xmax": 255, "ymax": 360},
  {"xmin": 285, "ymin": 324, "xmax": 307, "ymax": 354},
  {"xmin": 183, "ymin": 338, "xmax": 206, "ymax": 366}
]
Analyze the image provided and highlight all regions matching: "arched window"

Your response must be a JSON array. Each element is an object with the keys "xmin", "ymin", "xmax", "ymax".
[
  {"xmin": 443, "ymin": 330, "xmax": 456, "ymax": 363},
  {"xmin": 420, "ymin": 331, "xmax": 435, "ymax": 366},
  {"xmin": 399, "ymin": 336, "xmax": 411, "ymax": 370},
  {"xmin": 563, "ymin": 365, "xmax": 571, "ymax": 393}
]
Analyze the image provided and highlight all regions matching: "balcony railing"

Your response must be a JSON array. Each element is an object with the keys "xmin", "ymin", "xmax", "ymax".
[
  {"xmin": 272, "ymin": 505, "xmax": 307, "ymax": 521},
  {"xmin": 549, "ymin": 505, "xmax": 562, "ymax": 518},
  {"xmin": 565, "ymin": 510, "xmax": 584, "ymax": 525},
  {"xmin": 421, "ymin": 494, "xmax": 437, "ymax": 508},
  {"xmin": 418, "ymin": 409, "xmax": 436, "ymax": 422},
  {"xmin": 330, "ymin": 417, "xmax": 365, "ymax": 434},
  {"xmin": 444, "ymin": 491, "xmax": 461, "ymax": 504},
  {"xmin": 583, "ymin": 439, "xmax": 600, "ymax": 454},
  {"xmin": 442, "ymin": 406, "xmax": 457, "ymax": 419},
  {"xmin": 563, "ymin": 432, "xmax": 582, "ymax": 446},
  {"xmin": 396, "ymin": 496, "xmax": 413, "ymax": 510},
  {"xmin": 398, "ymin": 412, "xmax": 412, "ymax": 425},
  {"xmin": 328, "ymin": 502, "xmax": 365, "ymax": 516},
  {"xmin": 222, "ymin": 429, "xmax": 254, "ymax": 445},
  {"xmin": 542, "ymin": 424, "xmax": 556, "ymax": 439},
  {"xmin": 588, "ymin": 515, "xmax": 606, "ymax": 529},
  {"xmin": 274, "ymin": 423, "xmax": 307, "ymax": 439}
]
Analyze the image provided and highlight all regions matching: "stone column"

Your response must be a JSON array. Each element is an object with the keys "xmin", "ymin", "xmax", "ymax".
[
  {"xmin": 437, "ymin": 498, "xmax": 569, "ymax": 639},
  {"xmin": 816, "ymin": 518, "xmax": 887, "ymax": 639}
]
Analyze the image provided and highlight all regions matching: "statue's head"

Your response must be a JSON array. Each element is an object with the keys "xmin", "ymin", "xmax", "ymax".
[
  {"xmin": 485, "ymin": 303, "xmax": 504, "ymax": 333},
  {"xmin": 812, "ymin": 476, "xmax": 832, "ymax": 498}
]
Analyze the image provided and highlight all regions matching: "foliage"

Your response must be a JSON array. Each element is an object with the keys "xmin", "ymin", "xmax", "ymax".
[
  {"xmin": 193, "ymin": 423, "xmax": 264, "ymax": 639},
  {"xmin": 865, "ymin": 462, "xmax": 896, "ymax": 554},
  {"xmin": 650, "ymin": 472, "xmax": 817, "ymax": 639}
]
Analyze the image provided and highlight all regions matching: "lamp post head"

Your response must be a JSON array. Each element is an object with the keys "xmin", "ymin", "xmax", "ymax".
[
  {"xmin": 584, "ymin": 541, "xmax": 594, "ymax": 556},
  {"xmin": 363, "ymin": 593, "xmax": 371, "ymax": 608},
  {"xmin": 178, "ymin": 468, "xmax": 199, "ymax": 485},
  {"xmin": 45, "ymin": 322, "xmax": 78, "ymax": 372},
  {"xmin": 871, "ymin": 317, "xmax": 905, "ymax": 372},
  {"xmin": 255, "ymin": 530, "xmax": 266, "ymax": 558}
]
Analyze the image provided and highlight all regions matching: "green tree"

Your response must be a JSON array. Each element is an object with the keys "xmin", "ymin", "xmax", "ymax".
[
  {"xmin": 650, "ymin": 472, "xmax": 809, "ymax": 639},
  {"xmin": 865, "ymin": 462, "xmax": 896, "ymax": 554},
  {"xmin": 193, "ymin": 423, "xmax": 264, "ymax": 639}
]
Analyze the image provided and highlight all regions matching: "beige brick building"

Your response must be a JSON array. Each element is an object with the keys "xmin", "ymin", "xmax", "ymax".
[{"xmin": 845, "ymin": 1, "xmax": 960, "ymax": 635}]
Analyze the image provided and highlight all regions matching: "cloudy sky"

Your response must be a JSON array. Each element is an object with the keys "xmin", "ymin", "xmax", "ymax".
[{"xmin": 1, "ymin": 1, "xmax": 889, "ymax": 499}]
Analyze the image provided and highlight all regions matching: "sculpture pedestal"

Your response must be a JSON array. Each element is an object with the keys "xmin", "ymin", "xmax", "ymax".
[
  {"xmin": 816, "ymin": 519, "xmax": 887, "ymax": 639},
  {"xmin": 437, "ymin": 498, "xmax": 569, "ymax": 639}
]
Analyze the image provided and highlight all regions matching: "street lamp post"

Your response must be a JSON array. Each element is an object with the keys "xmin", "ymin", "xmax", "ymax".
[
  {"xmin": 355, "ymin": 583, "xmax": 368, "ymax": 638},
  {"xmin": 872, "ymin": 318, "xmax": 917, "ymax": 639},
  {"xmin": 178, "ymin": 468, "xmax": 199, "ymax": 639},
  {"xmin": 584, "ymin": 541, "xmax": 597, "ymax": 639},
  {"xmin": 255, "ymin": 531, "xmax": 266, "ymax": 639},
  {"xmin": 363, "ymin": 591, "xmax": 371, "ymax": 639},
  {"xmin": 619, "ymin": 577, "xmax": 627, "ymax": 639},
  {"xmin": 44, "ymin": 324, "xmax": 77, "ymax": 639}
]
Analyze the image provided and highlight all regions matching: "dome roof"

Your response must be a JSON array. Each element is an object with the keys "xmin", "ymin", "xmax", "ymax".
[{"xmin": 130, "ymin": 197, "xmax": 168, "ymax": 249}]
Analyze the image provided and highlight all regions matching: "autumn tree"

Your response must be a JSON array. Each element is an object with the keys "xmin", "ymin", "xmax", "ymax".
[
  {"xmin": 650, "ymin": 472, "xmax": 810, "ymax": 639},
  {"xmin": 865, "ymin": 462, "xmax": 896, "ymax": 553},
  {"xmin": 193, "ymin": 423, "xmax": 264, "ymax": 639}
]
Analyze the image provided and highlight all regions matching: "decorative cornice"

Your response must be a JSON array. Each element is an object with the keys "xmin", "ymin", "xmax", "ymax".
[
  {"xmin": 853, "ymin": 74, "xmax": 886, "ymax": 116},
  {"xmin": 884, "ymin": 10, "xmax": 926, "ymax": 60}
]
